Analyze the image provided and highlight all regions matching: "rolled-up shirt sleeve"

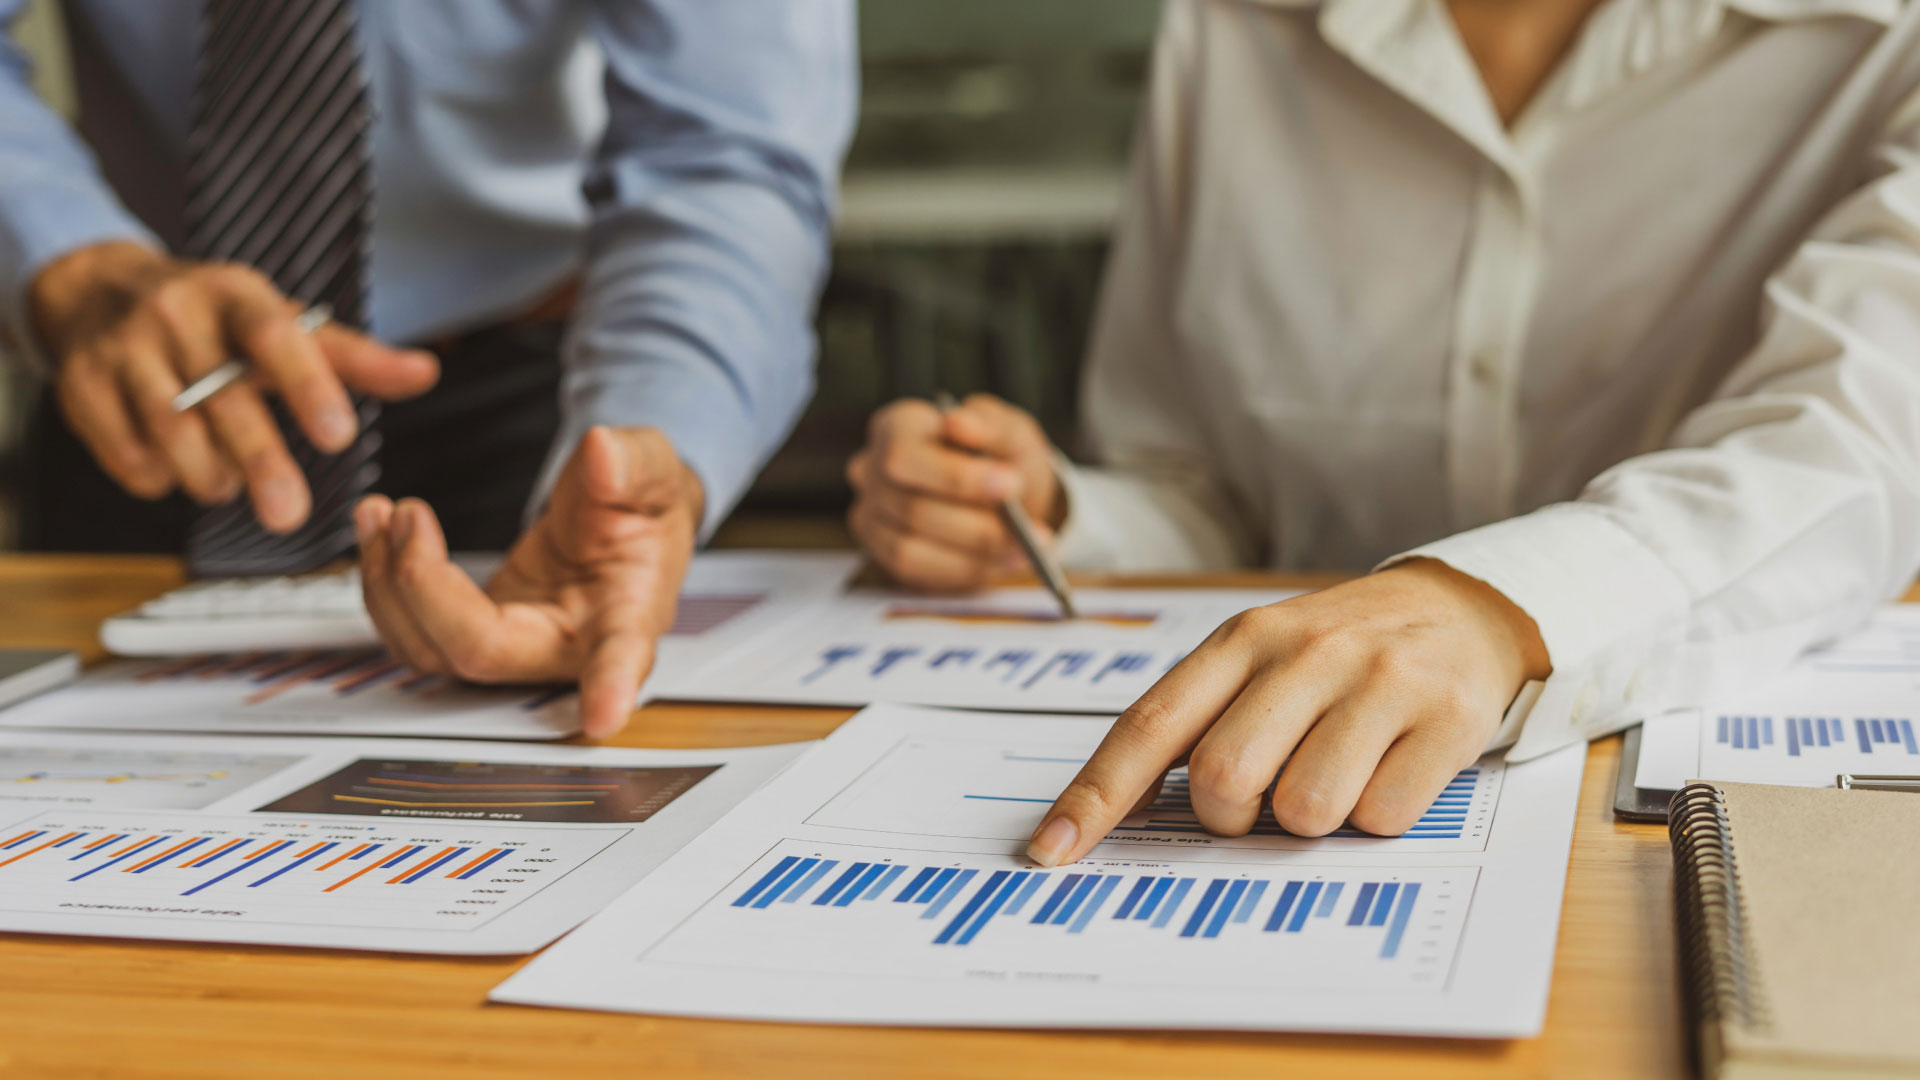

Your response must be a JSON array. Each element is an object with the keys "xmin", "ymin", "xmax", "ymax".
[
  {"xmin": 537, "ymin": 0, "xmax": 856, "ymax": 539},
  {"xmin": 1393, "ymin": 89, "xmax": 1920, "ymax": 761},
  {"xmin": 0, "ymin": 0, "xmax": 158, "ymax": 372}
]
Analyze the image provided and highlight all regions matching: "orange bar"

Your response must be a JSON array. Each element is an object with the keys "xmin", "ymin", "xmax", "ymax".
[
  {"xmin": 445, "ymin": 848, "xmax": 501, "ymax": 879},
  {"xmin": 109, "ymin": 835, "xmax": 159, "ymax": 857},
  {"xmin": 82, "ymin": 833, "xmax": 127, "ymax": 852},
  {"xmin": 0, "ymin": 832, "xmax": 78, "ymax": 869},
  {"xmin": 243, "ymin": 842, "xmax": 284, "ymax": 860},
  {"xmin": 315, "ymin": 842, "xmax": 372, "ymax": 872},
  {"xmin": 386, "ymin": 846, "xmax": 452, "ymax": 884},
  {"xmin": 124, "ymin": 836, "xmax": 205, "ymax": 873},
  {"xmin": 184, "ymin": 837, "xmax": 247, "ymax": 867},
  {"xmin": 288, "ymin": 841, "xmax": 326, "ymax": 860},
  {"xmin": 326, "ymin": 844, "xmax": 418, "ymax": 893},
  {"xmin": 0, "ymin": 831, "xmax": 33, "ymax": 849}
]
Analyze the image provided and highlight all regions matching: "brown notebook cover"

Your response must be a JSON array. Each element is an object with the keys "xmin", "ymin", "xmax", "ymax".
[{"xmin": 1670, "ymin": 782, "xmax": 1920, "ymax": 1080}]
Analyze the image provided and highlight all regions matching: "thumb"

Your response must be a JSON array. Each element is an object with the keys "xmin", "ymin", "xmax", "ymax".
[{"xmin": 570, "ymin": 425, "xmax": 701, "ymax": 518}]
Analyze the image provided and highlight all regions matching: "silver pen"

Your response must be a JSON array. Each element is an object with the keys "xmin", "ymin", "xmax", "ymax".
[
  {"xmin": 1836, "ymin": 774, "xmax": 1920, "ymax": 792},
  {"xmin": 171, "ymin": 303, "xmax": 332, "ymax": 413},
  {"xmin": 933, "ymin": 391, "xmax": 1079, "ymax": 619}
]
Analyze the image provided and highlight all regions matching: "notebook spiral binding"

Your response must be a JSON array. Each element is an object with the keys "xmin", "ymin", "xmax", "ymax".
[{"xmin": 1669, "ymin": 783, "xmax": 1771, "ymax": 1064}]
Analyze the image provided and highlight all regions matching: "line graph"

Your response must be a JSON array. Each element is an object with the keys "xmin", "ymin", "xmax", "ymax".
[
  {"xmin": 0, "ymin": 811, "xmax": 625, "ymax": 932},
  {"xmin": 257, "ymin": 759, "xmax": 720, "ymax": 823}
]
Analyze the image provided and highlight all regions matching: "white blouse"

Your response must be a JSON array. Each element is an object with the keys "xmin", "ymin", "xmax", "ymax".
[{"xmin": 1050, "ymin": 0, "xmax": 1920, "ymax": 759}]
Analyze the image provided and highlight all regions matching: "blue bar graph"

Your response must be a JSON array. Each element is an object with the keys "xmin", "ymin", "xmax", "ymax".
[
  {"xmin": 1109, "ymin": 767, "xmax": 1489, "ymax": 842},
  {"xmin": 1134, "ymin": 877, "xmax": 1174, "ymax": 921},
  {"xmin": 721, "ymin": 854, "xmax": 1450, "ymax": 967},
  {"xmin": 1381, "ymin": 883, "xmax": 1422, "ymax": 959},
  {"xmin": 1004, "ymin": 872, "xmax": 1046, "ymax": 915},
  {"xmin": 923, "ymin": 869, "xmax": 978, "ymax": 919},
  {"xmin": 1718, "ymin": 714, "xmax": 1919, "ymax": 757},
  {"xmin": 782, "ymin": 859, "xmax": 838, "ymax": 903},
  {"xmin": 1151, "ymin": 879, "xmax": 1195, "ymax": 929}
]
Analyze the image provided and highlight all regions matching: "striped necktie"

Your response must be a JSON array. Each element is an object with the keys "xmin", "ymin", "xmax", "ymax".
[{"xmin": 183, "ymin": 0, "xmax": 378, "ymax": 578}]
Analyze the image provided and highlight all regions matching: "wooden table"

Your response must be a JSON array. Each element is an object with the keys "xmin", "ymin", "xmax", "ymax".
[{"xmin": 0, "ymin": 555, "xmax": 1686, "ymax": 1080}]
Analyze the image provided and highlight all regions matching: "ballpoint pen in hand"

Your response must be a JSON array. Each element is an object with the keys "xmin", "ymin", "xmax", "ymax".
[
  {"xmin": 934, "ymin": 391, "xmax": 1079, "ymax": 619},
  {"xmin": 170, "ymin": 303, "xmax": 333, "ymax": 413}
]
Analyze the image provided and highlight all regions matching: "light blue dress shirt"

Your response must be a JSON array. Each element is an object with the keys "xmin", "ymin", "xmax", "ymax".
[{"xmin": 0, "ymin": 0, "xmax": 857, "ymax": 536}]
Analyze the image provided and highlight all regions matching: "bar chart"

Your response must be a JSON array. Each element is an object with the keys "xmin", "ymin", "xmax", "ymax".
[
  {"xmin": 669, "ymin": 587, "xmax": 1300, "ymax": 712},
  {"xmin": 0, "ymin": 746, "xmax": 301, "ymax": 810},
  {"xmin": 669, "ymin": 592, "xmax": 768, "ymax": 636},
  {"xmin": 645, "ymin": 841, "xmax": 1472, "ymax": 994},
  {"xmin": 808, "ymin": 737, "xmax": 1505, "ymax": 852},
  {"xmin": 0, "ymin": 810, "xmax": 624, "ymax": 932},
  {"xmin": 133, "ymin": 651, "xmax": 571, "ymax": 711},
  {"xmin": 0, "ymin": 653, "xmax": 580, "ymax": 740},
  {"xmin": 1697, "ymin": 712, "xmax": 1920, "ymax": 785}
]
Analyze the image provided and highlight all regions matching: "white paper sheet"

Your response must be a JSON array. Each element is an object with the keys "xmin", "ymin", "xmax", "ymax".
[
  {"xmin": 0, "ymin": 730, "xmax": 804, "ymax": 953},
  {"xmin": 647, "ymin": 550, "xmax": 862, "ymax": 687},
  {"xmin": 1635, "ymin": 605, "xmax": 1920, "ymax": 789},
  {"xmin": 647, "ymin": 587, "xmax": 1303, "ymax": 712},
  {"xmin": 0, "ymin": 652, "xmax": 583, "ymax": 739},
  {"xmin": 1632, "ymin": 711, "xmax": 1702, "ymax": 791},
  {"xmin": 492, "ymin": 704, "xmax": 1585, "ymax": 1036}
]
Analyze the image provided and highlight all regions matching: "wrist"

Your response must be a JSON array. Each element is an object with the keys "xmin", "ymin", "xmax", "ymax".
[
  {"xmin": 29, "ymin": 241, "xmax": 170, "ymax": 357},
  {"xmin": 1390, "ymin": 557, "xmax": 1553, "ymax": 685}
]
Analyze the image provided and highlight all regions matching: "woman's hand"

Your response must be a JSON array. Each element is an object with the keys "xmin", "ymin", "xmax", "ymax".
[
  {"xmin": 1026, "ymin": 559, "xmax": 1551, "ymax": 865},
  {"xmin": 846, "ymin": 393, "xmax": 1062, "ymax": 590}
]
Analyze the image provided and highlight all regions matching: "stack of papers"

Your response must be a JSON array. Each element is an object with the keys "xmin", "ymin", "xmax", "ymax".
[{"xmin": 0, "ymin": 553, "xmax": 1596, "ymax": 1038}]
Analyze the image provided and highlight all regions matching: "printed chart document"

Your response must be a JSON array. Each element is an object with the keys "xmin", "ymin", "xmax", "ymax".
[
  {"xmin": 1635, "ymin": 605, "xmax": 1920, "ymax": 790},
  {"xmin": 648, "ymin": 550, "xmax": 862, "ymax": 685},
  {"xmin": 0, "ymin": 730, "xmax": 803, "ymax": 953},
  {"xmin": 493, "ymin": 704, "xmax": 1585, "ymax": 1036},
  {"xmin": 0, "ymin": 652, "xmax": 581, "ymax": 740},
  {"xmin": 650, "ymin": 587, "xmax": 1301, "ymax": 712}
]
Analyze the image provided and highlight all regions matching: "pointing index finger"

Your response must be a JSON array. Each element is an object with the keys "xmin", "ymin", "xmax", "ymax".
[{"xmin": 1027, "ymin": 631, "xmax": 1258, "ymax": 867}]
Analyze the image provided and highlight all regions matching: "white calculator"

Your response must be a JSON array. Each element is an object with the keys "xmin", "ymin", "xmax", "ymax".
[
  {"xmin": 100, "ymin": 570, "xmax": 380, "ymax": 655},
  {"xmin": 100, "ymin": 556, "xmax": 503, "ymax": 657}
]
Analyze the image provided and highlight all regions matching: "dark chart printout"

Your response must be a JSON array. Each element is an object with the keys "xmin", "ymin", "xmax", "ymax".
[{"xmin": 258, "ymin": 760, "xmax": 722, "ymax": 823}]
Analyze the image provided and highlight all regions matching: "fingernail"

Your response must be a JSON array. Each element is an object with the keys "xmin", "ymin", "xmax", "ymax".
[
  {"xmin": 316, "ymin": 406, "xmax": 355, "ymax": 448},
  {"xmin": 984, "ymin": 469, "xmax": 1018, "ymax": 500},
  {"xmin": 393, "ymin": 502, "xmax": 416, "ymax": 547},
  {"xmin": 1027, "ymin": 816, "xmax": 1078, "ymax": 867},
  {"xmin": 262, "ymin": 475, "xmax": 302, "ymax": 528}
]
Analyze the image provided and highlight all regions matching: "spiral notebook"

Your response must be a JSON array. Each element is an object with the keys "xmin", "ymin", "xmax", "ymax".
[{"xmin": 1670, "ymin": 782, "xmax": 1920, "ymax": 1080}]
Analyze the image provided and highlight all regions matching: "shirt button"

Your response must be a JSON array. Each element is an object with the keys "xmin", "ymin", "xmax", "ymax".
[{"xmin": 1470, "ymin": 350, "xmax": 1500, "ymax": 386}]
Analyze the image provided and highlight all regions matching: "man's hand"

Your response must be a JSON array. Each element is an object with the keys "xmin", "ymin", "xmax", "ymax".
[
  {"xmin": 1026, "ymin": 560, "xmax": 1552, "ymax": 866},
  {"xmin": 30, "ymin": 241, "xmax": 439, "ymax": 531},
  {"xmin": 354, "ymin": 426, "xmax": 703, "ymax": 738},
  {"xmin": 847, "ymin": 392, "xmax": 1062, "ymax": 590}
]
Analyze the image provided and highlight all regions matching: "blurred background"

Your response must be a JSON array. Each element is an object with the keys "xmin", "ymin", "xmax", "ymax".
[{"xmin": 0, "ymin": 0, "xmax": 1165, "ymax": 551}]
